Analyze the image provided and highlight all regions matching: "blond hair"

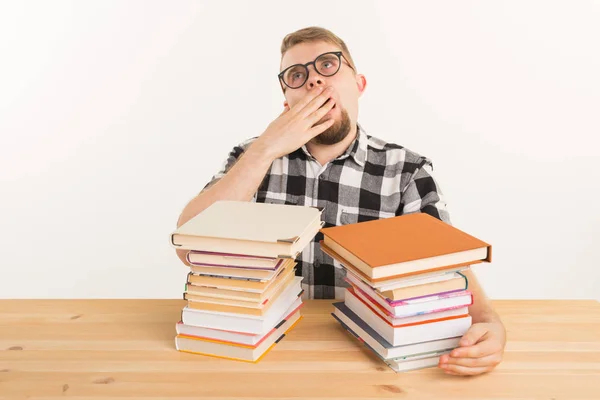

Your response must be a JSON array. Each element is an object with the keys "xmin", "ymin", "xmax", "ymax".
[{"xmin": 280, "ymin": 26, "xmax": 357, "ymax": 71}]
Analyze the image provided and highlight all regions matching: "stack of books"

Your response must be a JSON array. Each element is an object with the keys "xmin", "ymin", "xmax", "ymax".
[
  {"xmin": 169, "ymin": 200, "xmax": 324, "ymax": 362},
  {"xmin": 320, "ymin": 213, "xmax": 491, "ymax": 372}
]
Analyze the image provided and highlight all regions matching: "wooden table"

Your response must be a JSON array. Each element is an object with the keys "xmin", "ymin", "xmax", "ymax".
[{"xmin": 1, "ymin": 299, "xmax": 599, "ymax": 399}]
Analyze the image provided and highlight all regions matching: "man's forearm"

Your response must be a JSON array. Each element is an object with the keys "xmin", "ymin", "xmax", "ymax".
[{"xmin": 462, "ymin": 269, "xmax": 503, "ymax": 325}]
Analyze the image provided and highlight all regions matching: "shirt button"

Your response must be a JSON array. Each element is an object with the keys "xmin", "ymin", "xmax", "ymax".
[{"xmin": 314, "ymin": 260, "xmax": 320, "ymax": 268}]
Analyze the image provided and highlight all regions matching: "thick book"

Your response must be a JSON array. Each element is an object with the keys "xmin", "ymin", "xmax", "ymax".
[
  {"xmin": 181, "ymin": 277, "xmax": 303, "ymax": 334},
  {"xmin": 333, "ymin": 311, "xmax": 454, "ymax": 373},
  {"xmin": 171, "ymin": 200, "xmax": 324, "ymax": 258},
  {"xmin": 322, "ymin": 248, "xmax": 468, "ymax": 289},
  {"xmin": 189, "ymin": 264, "xmax": 279, "ymax": 281},
  {"xmin": 176, "ymin": 302, "xmax": 304, "ymax": 346},
  {"xmin": 331, "ymin": 302, "xmax": 461, "ymax": 360},
  {"xmin": 176, "ymin": 309, "xmax": 302, "ymax": 362},
  {"xmin": 344, "ymin": 287, "xmax": 472, "ymax": 346},
  {"xmin": 345, "ymin": 271, "xmax": 468, "ymax": 307},
  {"xmin": 348, "ymin": 279, "xmax": 473, "ymax": 319},
  {"xmin": 184, "ymin": 267, "xmax": 292, "ymax": 303},
  {"xmin": 319, "ymin": 212, "xmax": 491, "ymax": 280},
  {"xmin": 185, "ymin": 271, "xmax": 296, "ymax": 316},
  {"xmin": 345, "ymin": 285, "xmax": 471, "ymax": 329},
  {"xmin": 378, "ymin": 271, "xmax": 468, "ymax": 301},
  {"xmin": 187, "ymin": 250, "xmax": 283, "ymax": 270},
  {"xmin": 384, "ymin": 351, "xmax": 450, "ymax": 372},
  {"xmin": 186, "ymin": 260, "xmax": 295, "ymax": 292}
]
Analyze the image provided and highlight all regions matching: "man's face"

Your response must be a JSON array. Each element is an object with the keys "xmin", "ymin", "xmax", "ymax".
[{"xmin": 280, "ymin": 41, "xmax": 366, "ymax": 145}]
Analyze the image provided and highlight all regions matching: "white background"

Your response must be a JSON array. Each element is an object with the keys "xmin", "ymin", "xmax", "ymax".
[{"xmin": 1, "ymin": 1, "xmax": 599, "ymax": 300}]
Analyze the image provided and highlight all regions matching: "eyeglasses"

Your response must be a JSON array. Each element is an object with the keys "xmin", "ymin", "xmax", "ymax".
[{"xmin": 278, "ymin": 51, "xmax": 355, "ymax": 90}]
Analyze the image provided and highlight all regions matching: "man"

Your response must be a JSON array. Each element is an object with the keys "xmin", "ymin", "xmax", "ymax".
[{"xmin": 175, "ymin": 26, "xmax": 506, "ymax": 376}]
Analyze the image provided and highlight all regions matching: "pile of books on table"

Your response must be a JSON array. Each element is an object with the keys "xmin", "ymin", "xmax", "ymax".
[
  {"xmin": 169, "ymin": 200, "xmax": 323, "ymax": 362},
  {"xmin": 320, "ymin": 213, "xmax": 491, "ymax": 372}
]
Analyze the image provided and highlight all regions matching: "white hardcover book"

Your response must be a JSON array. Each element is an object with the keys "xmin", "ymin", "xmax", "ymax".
[
  {"xmin": 351, "ymin": 283, "xmax": 473, "ymax": 318},
  {"xmin": 345, "ymin": 288, "xmax": 472, "ymax": 346},
  {"xmin": 171, "ymin": 201, "xmax": 324, "ymax": 258},
  {"xmin": 176, "ymin": 301, "xmax": 303, "ymax": 346},
  {"xmin": 181, "ymin": 277, "xmax": 303, "ymax": 334},
  {"xmin": 332, "ymin": 302, "xmax": 461, "ymax": 360},
  {"xmin": 385, "ymin": 351, "xmax": 451, "ymax": 372}
]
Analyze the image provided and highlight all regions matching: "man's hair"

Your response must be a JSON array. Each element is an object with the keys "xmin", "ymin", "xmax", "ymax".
[{"xmin": 280, "ymin": 26, "xmax": 357, "ymax": 71}]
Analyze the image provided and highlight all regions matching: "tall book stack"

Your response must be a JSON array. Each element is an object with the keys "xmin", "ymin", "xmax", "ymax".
[
  {"xmin": 170, "ymin": 200, "xmax": 324, "ymax": 362},
  {"xmin": 320, "ymin": 213, "xmax": 491, "ymax": 372}
]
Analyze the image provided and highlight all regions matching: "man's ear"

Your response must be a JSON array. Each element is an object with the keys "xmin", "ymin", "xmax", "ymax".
[{"xmin": 356, "ymin": 74, "xmax": 367, "ymax": 97}]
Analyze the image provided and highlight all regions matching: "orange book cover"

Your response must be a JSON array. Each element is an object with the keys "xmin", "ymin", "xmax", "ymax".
[
  {"xmin": 320, "ymin": 240, "xmax": 471, "ymax": 283},
  {"xmin": 320, "ymin": 213, "xmax": 491, "ymax": 279}
]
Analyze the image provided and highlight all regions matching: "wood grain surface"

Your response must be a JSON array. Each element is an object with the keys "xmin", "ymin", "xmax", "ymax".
[{"xmin": 1, "ymin": 299, "xmax": 599, "ymax": 399}]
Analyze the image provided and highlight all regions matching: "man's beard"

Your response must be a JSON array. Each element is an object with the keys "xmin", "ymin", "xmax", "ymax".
[{"xmin": 311, "ymin": 107, "xmax": 352, "ymax": 145}]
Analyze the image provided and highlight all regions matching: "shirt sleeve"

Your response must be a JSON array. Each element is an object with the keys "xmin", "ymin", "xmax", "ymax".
[
  {"xmin": 200, "ymin": 138, "xmax": 258, "ymax": 201},
  {"xmin": 400, "ymin": 159, "xmax": 452, "ymax": 225}
]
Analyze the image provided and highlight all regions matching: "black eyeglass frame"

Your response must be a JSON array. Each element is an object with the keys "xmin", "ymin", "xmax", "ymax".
[{"xmin": 278, "ymin": 51, "xmax": 355, "ymax": 90}]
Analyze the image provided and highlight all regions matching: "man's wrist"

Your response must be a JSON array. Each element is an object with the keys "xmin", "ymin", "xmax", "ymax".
[
  {"xmin": 246, "ymin": 139, "xmax": 277, "ymax": 166},
  {"xmin": 472, "ymin": 309, "xmax": 503, "ymax": 325}
]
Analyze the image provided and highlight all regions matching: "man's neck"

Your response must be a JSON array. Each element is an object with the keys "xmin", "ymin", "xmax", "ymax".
[{"xmin": 305, "ymin": 124, "xmax": 358, "ymax": 166}]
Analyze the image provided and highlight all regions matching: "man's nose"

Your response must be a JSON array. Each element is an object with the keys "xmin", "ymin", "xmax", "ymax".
[{"xmin": 306, "ymin": 65, "xmax": 325, "ymax": 89}]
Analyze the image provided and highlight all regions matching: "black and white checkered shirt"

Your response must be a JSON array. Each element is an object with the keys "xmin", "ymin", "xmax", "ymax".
[{"xmin": 202, "ymin": 123, "xmax": 451, "ymax": 299}]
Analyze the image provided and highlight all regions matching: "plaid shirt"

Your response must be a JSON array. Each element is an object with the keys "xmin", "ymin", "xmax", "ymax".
[{"xmin": 202, "ymin": 123, "xmax": 451, "ymax": 299}]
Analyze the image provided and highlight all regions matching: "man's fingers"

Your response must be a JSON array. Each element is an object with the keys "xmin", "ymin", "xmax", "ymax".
[
  {"xmin": 450, "ymin": 338, "xmax": 501, "ymax": 359},
  {"xmin": 442, "ymin": 353, "xmax": 502, "ymax": 368},
  {"xmin": 305, "ymin": 117, "xmax": 335, "ymax": 139},
  {"xmin": 289, "ymin": 86, "xmax": 326, "ymax": 114},
  {"xmin": 440, "ymin": 363, "xmax": 493, "ymax": 376},
  {"xmin": 459, "ymin": 324, "xmax": 489, "ymax": 347},
  {"xmin": 306, "ymin": 98, "xmax": 336, "ymax": 126},
  {"xmin": 298, "ymin": 87, "xmax": 334, "ymax": 118}
]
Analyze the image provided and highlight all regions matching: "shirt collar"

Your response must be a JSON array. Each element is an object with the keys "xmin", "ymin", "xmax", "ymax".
[{"xmin": 299, "ymin": 123, "xmax": 367, "ymax": 167}]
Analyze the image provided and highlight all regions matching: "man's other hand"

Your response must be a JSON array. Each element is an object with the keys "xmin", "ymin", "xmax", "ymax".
[{"xmin": 438, "ymin": 321, "xmax": 506, "ymax": 376}]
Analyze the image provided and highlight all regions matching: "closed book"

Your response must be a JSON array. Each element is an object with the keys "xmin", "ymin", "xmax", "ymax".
[
  {"xmin": 187, "ymin": 250, "xmax": 283, "ymax": 270},
  {"xmin": 376, "ymin": 269, "xmax": 468, "ymax": 292},
  {"xmin": 176, "ymin": 309, "xmax": 302, "ymax": 362},
  {"xmin": 176, "ymin": 302, "xmax": 304, "ymax": 346},
  {"xmin": 379, "ymin": 271, "xmax": 468, "ymax": 301},
  {"xmin": 186, "ymin": 260, "xmax": 295, "ymax": 292},
  {"xmin": 349, "ymin": 280, "xmax": 473, "ymax": 319},
  {"xmin": 385, "ymin": 352, "xmax": 451, "ymax": 372},
  {"xmin": 322, "ymin": 250, "xmax": 467, "ymax": 290},
  {"xmin": 185, "ymin": 267, "xmax": 291, "ymax": 303},
  {"xmin": 344, "ymin": 287, "xmax": 472, "ymax": 346},
  {"xmin": 181, "ymin": 277, "xmax": 303, "ymax": 334},
  {"xmin": 319, "ymin": 212, "xmax": 491, "ymax": 280},
  {"xmin": 345, "ymin": 272, "xmax": 468, "ymax": 309},
  {"xmin": 171, "ymin": 200, "xmax": 324, "ymax": 258},
  {"xmin": 189, "ymin": 264, "xmax": 278, "ymax": 281},
  {"xmin": 331, "ymin": 302, "xmax": 461, "ymax": 360},
  {"xmin": 186, "ymin": 271, "xmax": 296, "ymax": 316},
  {"xmin": 332, "ymin": 311, "xmax": 455, "ymax": 373}
]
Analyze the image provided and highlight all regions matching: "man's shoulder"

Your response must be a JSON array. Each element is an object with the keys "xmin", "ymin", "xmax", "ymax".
[{"xmin": 364, "ymin": 133, "xmax": 432, "ymax": 170}]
